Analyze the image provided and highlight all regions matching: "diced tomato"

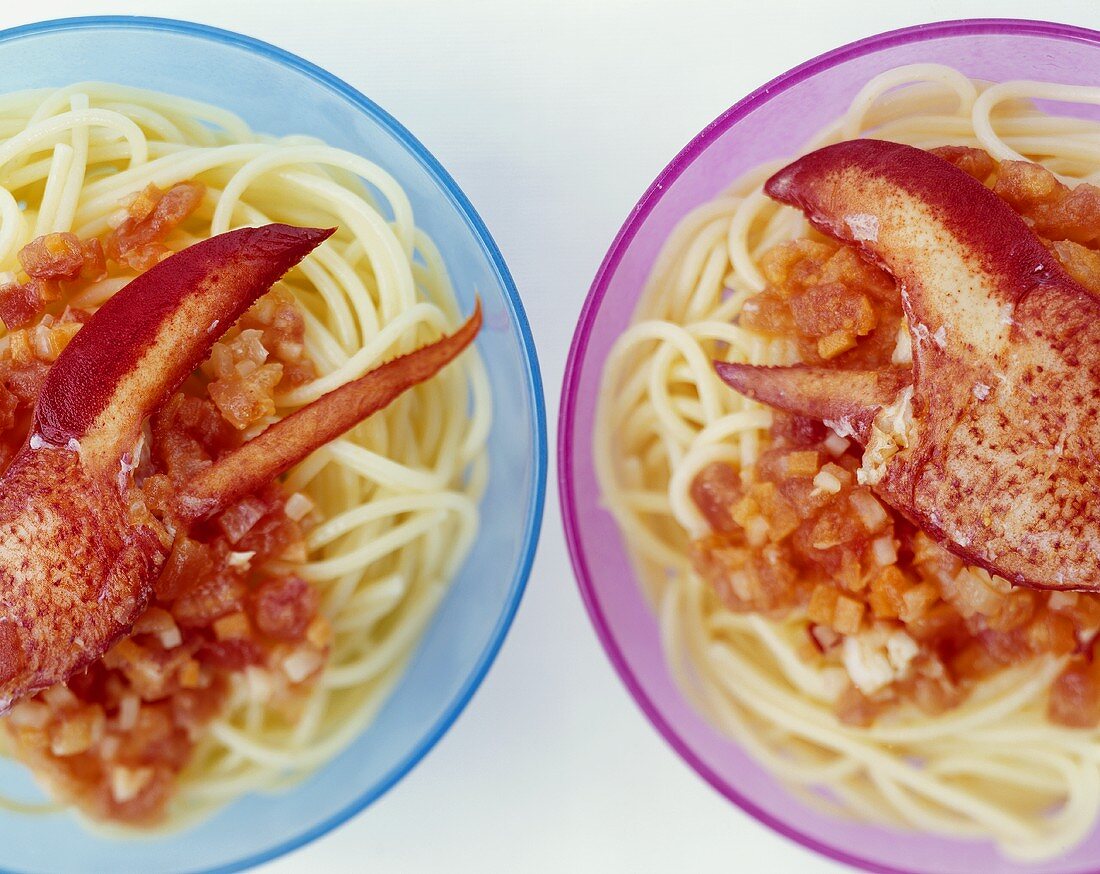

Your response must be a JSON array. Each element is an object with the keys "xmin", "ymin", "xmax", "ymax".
[
  {"xmin": 929, "ymin": 145, "xmax": 997, "ymax": 181},
  {"xmin": 196, "ymin": 638, "xmax": 263, "ymax": 670},
  {"xmin": 171, "ymin": 681, "xmax": 226, "ymax": 733},
  {"xmin": 104, "ymin": 181, "xmax": 205, "ymax": 270},
  {"xmin": 789, "ymin": 282, "xmax": 876, "ymax": 339},
  {"xmin": 79, "ymin": 238, "xmax": 107, "ymax": 281},
  {"xmin": 0, "ymin": 282, "xmax": 43, "ymax": 329},
  {"xmin": 156, "ymin": 538, "xmax": 217, "ymax": 602},
  {"xmin": 171, "ymin": 573, "xmax": 246, "ymax": 628},
  {"xmin": 1025, "ymin": 611, "xmax": 1077, "ymax": 656},
  {"xmin": 208, "ymin": 362, "xmax": 283, "ymax": 430},
  {"xmin": 995, "ymin": 160, "xmax": 1100, "ymax": 246},
  {"xmin": 689, "ymin": 462, "xmax": 743, "ymax": 536},
  {"xmin": 835, "ymin": 684, "xmax": 882, "ymax": 727},
  {"xmin": 6, "ymin": 359, "xmax": 49, "ymax": 404},
  {"xmin": 251, "ymin": 576, "xmax": 318, "ymax": 641},
  {"xmin": 1049, "ymin": 659, "xmax": 1100, "ymax": 727},
  {"xmin": 216, "ymin": 496, "xmax": 267, "ymax": 544},
  {"xmin": 18, "ymin": 233, "xmax": 85, "ymax": 281},
  {"xmin": 739, "ymin": 292, "xmax": 795, "ymax": 335}
]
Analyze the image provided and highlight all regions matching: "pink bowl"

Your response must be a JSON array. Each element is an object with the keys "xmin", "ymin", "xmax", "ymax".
[{"xmin": 560, "ymin": 18, "xmax": 1100, "ymax": 874}]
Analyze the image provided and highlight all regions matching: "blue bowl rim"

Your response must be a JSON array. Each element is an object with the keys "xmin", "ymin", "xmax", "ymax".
[{"xmin": 0, "ymin": 14, "xmax": 547, "ymax": 874}]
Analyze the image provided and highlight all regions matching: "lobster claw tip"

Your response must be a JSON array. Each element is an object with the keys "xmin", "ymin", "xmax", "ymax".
[{"xmin": 715, "ymin": 361, "xmax": 909, "ymax": 445}]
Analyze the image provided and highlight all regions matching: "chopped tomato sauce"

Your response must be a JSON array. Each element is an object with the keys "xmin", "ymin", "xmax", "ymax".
[
  {"xmin": 694, "ymin": 148, "xmax": 1100, "ymax": 728},
  {"xmin": 740, "ymin": 239, "xmax": 901, "ymax": 367},
  {"xmin": 0, "ymin": 188, "xmax": 329, "ymax": 826},
  {"xmin": 104, "ymin": 181, "xmax": 206, "ymax": 272},
  {"xmin": 0, "ymin": 233, "xmax": 103, "ymax": 331}
]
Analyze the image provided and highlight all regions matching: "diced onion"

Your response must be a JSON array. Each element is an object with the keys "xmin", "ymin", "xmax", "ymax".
[
  {"xmin": 284, "ymin": 492, "xmax": 314, "ymax": 522},
  {"xmin": 245, "ymin": 666, "xmax": 274, "ymax": 703},
  {"xmin": 117, "ymin": 694, "xmax": 140, "ymax": 731},
  {"xmin": 110, "ymin": 765, "xmax": 154, "ymax": 803},
  {"xmin": 812, "ymin": 469, "xmax": 842, "ymax": 495},
  {"xmin": 158, "ymin": 627, "xmax": 183, "ymax": 649},
  {"xmin": 824, "ymin": 432, "xmax": 850, "ymax": 457},
  {"xmin": 872, "ymin": 536, "xmax": 898, "ymax": 566},
  {"xmin": 306, "ymin": 616, "xmax": 332, "ymax": 649},
  {"xmin": 282, "ymin": 647, "xmax": 324, "ymax": 683},
  {"xmin": 953, "ymin": 570, "xmax": 1003, "ymax": 617},
  {"xmin": 849, "ymin": 490, "xmax": 888, "ymax": 531},
  {"xmin": 744, "ymin": 516, "xmax": 769, "ymax": 547},
  {"xmin": 729, "ymin": 570, "xmax": 753, "ymax": 602},
  {"xmin": 99, "ymin": 734, "xmax": 120, "ymax": 761},
  {"xmin": 1049, "ymin": 590, "xmax": 1079, "ymax": 611},
  {"xmin": 226, "ymin": 550, "xmax": 255, "ymax": 570},
  {"xmin": 50, "ymin": 707, "xmax": 104, "ymax": 757},
  {"xmin": 42, "ymin": 685, "xmax": 77, "ymax": 709},
  {"xmin": 7, "ymin": 701, "xmax": 49, "ymax": 729}
]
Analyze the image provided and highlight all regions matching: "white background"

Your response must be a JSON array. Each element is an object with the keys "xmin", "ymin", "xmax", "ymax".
[{"xmin": 3, "ymin": 1, "xmax": 1099, "ymax": 871}]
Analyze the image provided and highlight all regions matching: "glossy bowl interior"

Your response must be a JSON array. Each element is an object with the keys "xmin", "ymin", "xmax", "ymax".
[
  {"xmin": 0, "ymin": 16, "xmax": 545, "ymax": 874},
  {"xmin": 560, "ymin": 19, "xmax": 1100, "ymax": 874}
]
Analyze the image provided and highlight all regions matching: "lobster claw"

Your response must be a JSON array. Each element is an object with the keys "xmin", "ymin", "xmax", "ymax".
[
  {"xmin": 0, "ymin": 225, "xmax": 480, "ymax": 709},
  {"xmin": 719, "ymin": 139, "xmax": 1100, "ymax": 591},
  {"xmin": 714, "ymin": 363, "xmax": 909, "ymax": 445}
]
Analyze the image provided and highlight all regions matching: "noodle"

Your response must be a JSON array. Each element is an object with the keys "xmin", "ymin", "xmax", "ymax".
[
  {"xmin": 0, "ymin": 82, "xmax": 491, "ymax": 832},
  {"xmin": 595, "ymin": 64, "xmax": 1100, "ymax": 860}
]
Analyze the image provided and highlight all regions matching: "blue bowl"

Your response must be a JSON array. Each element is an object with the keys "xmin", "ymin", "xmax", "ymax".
[{"xmin": 0, "ymin": 16, "xmax": 545, "ymax": 874}]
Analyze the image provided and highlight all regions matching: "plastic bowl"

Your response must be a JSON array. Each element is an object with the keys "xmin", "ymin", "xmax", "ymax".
[
  {"xmin": 0, "ymin": 15, "xmax": 545, "ymax": 874},
  {"xmin": 560, "ymin": 18, "xmax": 1100, "ymax": 874}
]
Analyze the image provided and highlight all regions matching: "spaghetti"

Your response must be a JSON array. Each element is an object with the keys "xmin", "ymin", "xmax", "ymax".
[
  {"xmin": 595, "ymin": 64, "xmax": 1100, "ymax": 859},
  {"xmin": 0, "ymin": 82, "xmax": 490, "ymax": 832}
]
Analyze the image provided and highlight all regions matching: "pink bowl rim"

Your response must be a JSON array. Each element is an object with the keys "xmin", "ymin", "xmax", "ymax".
[{"xmin": 558, "ymin": 17, "xmax": 1100, "ymax": 874}]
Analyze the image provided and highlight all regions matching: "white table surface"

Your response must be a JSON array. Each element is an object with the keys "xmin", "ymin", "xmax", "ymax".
[{"xmin": 3, "ymin": 1, "xmax": 1099, "ymax": 871}]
